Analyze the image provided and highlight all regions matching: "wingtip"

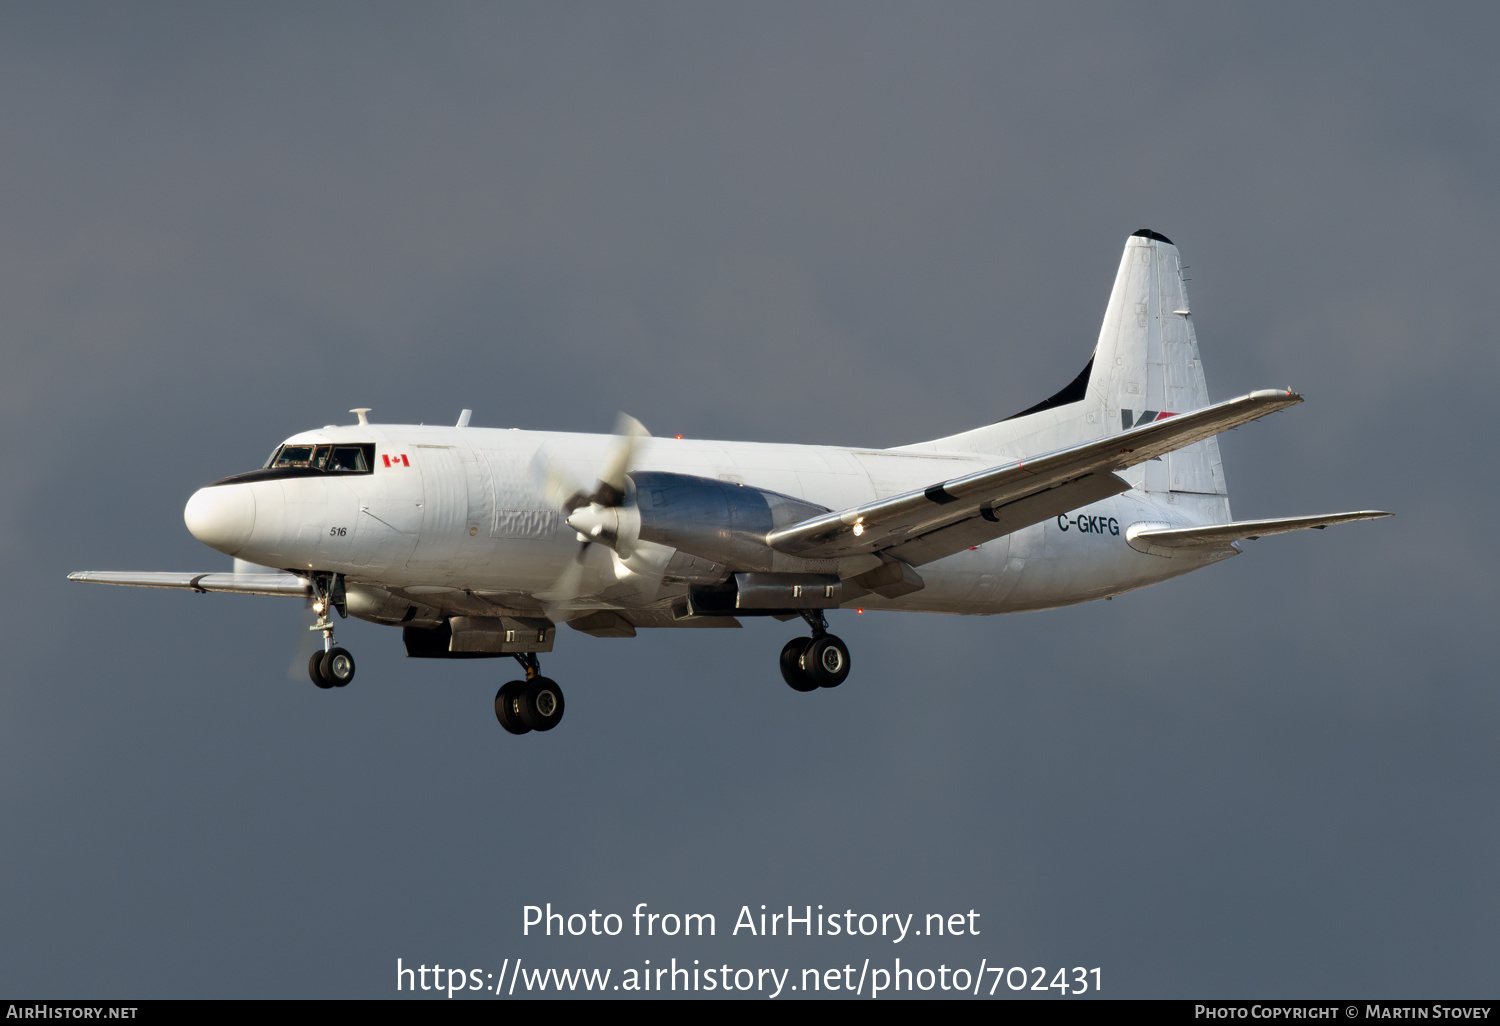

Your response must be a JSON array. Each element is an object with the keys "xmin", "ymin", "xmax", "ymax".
[{"xmin": 1248, "ymin": 388, "xmax": 1302, "ymax": 403}]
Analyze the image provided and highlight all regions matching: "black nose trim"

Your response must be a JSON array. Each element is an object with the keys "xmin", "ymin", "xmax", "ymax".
[{"xmin": 206, "ymin": 466, "xmax": 335, "ymax": 487}]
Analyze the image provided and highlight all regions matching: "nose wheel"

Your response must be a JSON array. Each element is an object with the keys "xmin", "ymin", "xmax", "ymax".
[
  {"xmin": 306, "ymin": 572, "xmax": 356, "ymax": 689},
  {"xmin": 780, "ymin": 611, "xmax": 851, "ymax": 691},
  {"xmin": 495, "ymin": 653, "xmax": 565, "ymax": 734}
]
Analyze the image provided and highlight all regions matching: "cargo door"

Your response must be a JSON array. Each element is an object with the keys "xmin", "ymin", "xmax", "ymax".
[
  {"xmin": 407, "ymin": 445, "xmax": 468, "ymax": 572},
  {"xmin": 456, "ymin": 444, "xmax": 495, "ymax": 569}
]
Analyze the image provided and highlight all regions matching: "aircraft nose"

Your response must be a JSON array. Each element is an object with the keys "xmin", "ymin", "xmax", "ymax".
[{"xmin": 184, "ymin": 485, "xmax": 256, "ymax": 555}]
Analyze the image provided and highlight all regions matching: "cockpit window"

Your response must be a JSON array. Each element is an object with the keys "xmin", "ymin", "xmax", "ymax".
[
  {"xmin": 264, "ymin": 443, "xmax": 375, "ymax": 475},
  {"xmin": 273, "ymin": 445, "xmax": 318, "ymax": 468},
  {"xmin": 329, "ymin": 446, "xmax": 369, "ymax": 472},
  {"xmin": 212, "ymin": 442, "xmax": 377, "ymax": 487}
]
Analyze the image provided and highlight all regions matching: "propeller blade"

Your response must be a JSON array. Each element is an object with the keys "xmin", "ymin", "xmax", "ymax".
[
  {"xmin": 593, "ymin": 413, "xmax": 649, "ymax": 507},
  {"xmin": 532, "ymin": 452, "xmax": 592, "ymax": 513},
  {"xmin": 535, "ymin": 540, "xmax": 592, "ymax": 604},
  {"xmin": 609, "ymin": 540, "xmax": 673, "ymax": 603}
]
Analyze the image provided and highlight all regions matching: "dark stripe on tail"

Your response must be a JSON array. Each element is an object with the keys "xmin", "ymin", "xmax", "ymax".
[{"xmin": 1002, "ymin": 355, "xmax": 1094, "ymax": 422}]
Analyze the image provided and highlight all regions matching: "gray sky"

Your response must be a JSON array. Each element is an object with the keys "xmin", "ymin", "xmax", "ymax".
[{"xmin": 2, "ymin": 2, "xmax": 1495, "ymax": 998}]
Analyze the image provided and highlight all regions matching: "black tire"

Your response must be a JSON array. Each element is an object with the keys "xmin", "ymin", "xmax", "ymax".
[
  {"xmin": 517, "ymin": 677, "xmax": 565, "ymax": 732},
  {"xmin": 803, "ymin": 635, "xmax": 851, "ymax": 688},
  {"xmin": 494, "ymin": 681, "xmax": 531, "ymax": 735},
  {"xmin": 780, "ymin": 637, "xmax": 818, "ymax": 692},
  {"xmin": 322, "ymin": 647, "xmax": 356, "ymax": 687},
  {"xmin": 309, "ymin": 650, "xmax": 335, "ymax": 689}
]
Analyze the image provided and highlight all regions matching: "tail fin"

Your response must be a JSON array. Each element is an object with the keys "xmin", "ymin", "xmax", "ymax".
[{"xmin": 905, "ymin": 230, "xmax": 1228, "ymax": 505}]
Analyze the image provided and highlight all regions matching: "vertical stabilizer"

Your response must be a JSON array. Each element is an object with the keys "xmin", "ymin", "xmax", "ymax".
[
  {"xmin": 903, "ymin": 230, "xmax": 1229, "ymax": 512},
  {"xmin": 1091, "ymin": 230, "xmax": 1226, "ymax": 497}
]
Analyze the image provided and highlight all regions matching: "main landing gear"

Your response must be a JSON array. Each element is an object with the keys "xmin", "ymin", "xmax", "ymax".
[
  {"xmin": 780, "ymin": 610, "xmax": 851, "ymax": 692},
  {"xmin": 495, "ymin": 653, "xmax": 566, "ymax": 735},
  {"xmin": 306, "ymin": 572, "xmax": 356, "ymax": 690}
]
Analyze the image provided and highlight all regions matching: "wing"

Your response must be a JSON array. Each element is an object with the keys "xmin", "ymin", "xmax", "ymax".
[
  {"xmin": 767, "ymin": 388, "xmax": 1302, "ymax": 565},
  {"xmin": 1126, "ymin": 511, "xmax": 1392, "ymax": 555},
  {"xmin": 67, "ymin": 571, "xmax": 310, "ymax": 597}
]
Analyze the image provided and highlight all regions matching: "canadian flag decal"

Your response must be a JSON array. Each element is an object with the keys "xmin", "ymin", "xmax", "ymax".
[{"xmin": 381, "ymin": 454, "xmax": 411, "ymax": 468}]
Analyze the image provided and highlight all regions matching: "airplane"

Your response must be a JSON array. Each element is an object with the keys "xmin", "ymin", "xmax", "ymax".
[{"xmin": 69, "ymin": 229, "xmax": 1389, "ymax": 736}]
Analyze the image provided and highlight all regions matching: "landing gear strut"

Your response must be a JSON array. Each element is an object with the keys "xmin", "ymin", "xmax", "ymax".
[
  {"xmin": 306, "ymin": 572, "xmax": 356, "ymax": 689},
  {"xmin": 495, "ymin": 652, "xmax": 565, "ymax": 734},
  {"xmin": 780, "ymin": 610, "xmax": 851, "ymax": 692}
]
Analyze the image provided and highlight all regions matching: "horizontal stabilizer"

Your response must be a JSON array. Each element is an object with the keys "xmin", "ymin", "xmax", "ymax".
[
  {"xmin": 67, "ymin": 571, "xmax": 310, "ymax": 597},
  {"xmin": 1126, "ymin": 511, "xmax": 1392, "ymax": 557}
]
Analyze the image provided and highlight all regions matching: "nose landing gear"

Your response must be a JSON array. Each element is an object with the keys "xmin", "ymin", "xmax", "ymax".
[
  {"xmin": 495, "ymin": 652, "xmax": 566, "ymax": 734},
  {"xmin": 780, "ymin": 610, "xmax": 851, "ymax": 691},
  {"xmin": 306, "ymin": 572, "xmax": 356, "ymax": 689}
]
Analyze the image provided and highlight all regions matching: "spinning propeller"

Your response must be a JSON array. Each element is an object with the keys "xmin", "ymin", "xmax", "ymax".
[{"xmin": 534, "ymin": 414, "xmax": 657, "ymax": 607}]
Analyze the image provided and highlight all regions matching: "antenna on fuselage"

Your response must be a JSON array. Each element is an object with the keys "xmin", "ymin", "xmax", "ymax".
[
  {"xmin": 456, "ymin": 409, "xmax": 472, "ymax": 428},
  {"xmin": 350, "ymin": 408, "xmax": 371, "ymax": 426}
]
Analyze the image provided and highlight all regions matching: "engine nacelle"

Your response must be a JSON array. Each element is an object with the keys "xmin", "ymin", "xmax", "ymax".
[{"xmin": 629, "ymin": 471, "xmax": 838, "ymax": 574}]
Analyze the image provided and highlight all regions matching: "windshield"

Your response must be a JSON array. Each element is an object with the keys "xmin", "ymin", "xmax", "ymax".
[{"xmin": 265, "ymin": 443, "xmax": 375, "ymax": 474}]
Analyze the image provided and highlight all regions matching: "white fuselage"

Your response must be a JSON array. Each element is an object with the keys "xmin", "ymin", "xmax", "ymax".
[{"xmin": 186, "ymin": 422, "xmax": 1225, "ymax": 625}]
